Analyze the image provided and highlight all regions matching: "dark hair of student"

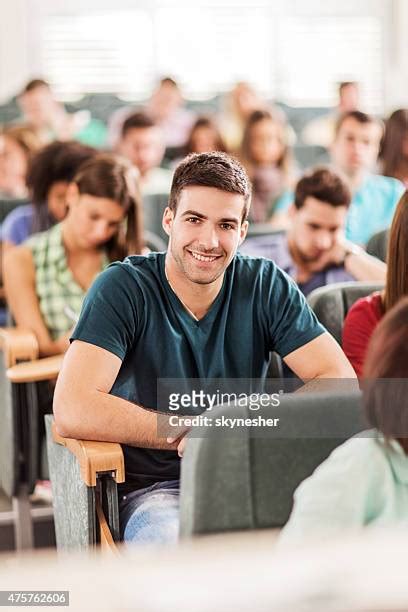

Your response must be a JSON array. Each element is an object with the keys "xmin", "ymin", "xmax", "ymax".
[
  {"xmin": 380, "ymin": 109, "xmax": 408, "ymax": 181},
  {"xmin": 72, "ymin": 153, "xmax": 143, "ymax": 259},
  {"xmin": 169, "ymin": 151, "xmax": 251, "ymax": 222},
  {"xmin": 294, "ymin": 166, "xmax": 351, "ymax": 210},
  {"xmin": 20, "ymin": 78, "xmax": 50, "ymax": 95},
  {"xmin": 338, "ymin": 81, "xmax": 358, "ymax": 95},
  {"xmin": 121, "ymin": 112, "xmax": 156, "ymax": 138},
  {"xmin": 384, "ymin": 191, "xmax": 408, "ymax": 313},
  {"xmin": 334, "ymin": 110, "xmax": 383, "ymax": 137},
  {"xmin": 27, "ymin": 140, "xmax": 96, "ymax": 233},
  {"xmin": 363, "ymin": 297, "xmax": 408, "ymax": 445}
]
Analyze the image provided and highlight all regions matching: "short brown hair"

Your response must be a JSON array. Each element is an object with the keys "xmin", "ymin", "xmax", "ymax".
[
  {"xmin": 335, "ymin": 110, "xmax": 383, "ymax": 138},
  {"xmin": 294, "ymin": 166, "xmax": 351, "ymax": 210},
  {"xmin": 169, "ymin": 152, "xmax": 252, "ymax": 222},
  {"xmin": 338, "ymin": 81, "xmax": 358, "ymax": 95},
  {"xmin": 384, "ymin": 191, "xmax": 408, "ymax": 312},
  {"xmin": 121, "ymin": 112, "xmax": 156, "ymax": 138},
  {"xmin": 363, "ymin": 297, "xmax": 408, "ymax": 439},
  {"xmin": 73, "ymin": 153, "xmax": 143, "ymax": 259},
  {"xmin": 20, "ymin": 79, "xmax": 50, "ymax": 95}
]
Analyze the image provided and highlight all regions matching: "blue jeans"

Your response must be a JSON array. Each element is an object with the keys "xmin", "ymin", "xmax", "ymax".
[{"xmin": 119, "ymin": 480, "xmax": 180, "ymax": 545}]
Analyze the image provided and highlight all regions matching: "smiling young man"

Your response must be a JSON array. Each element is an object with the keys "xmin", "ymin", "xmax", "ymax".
[{"xmin": 53, "ymin": 152, "xmax": 355, "ymax": 546}]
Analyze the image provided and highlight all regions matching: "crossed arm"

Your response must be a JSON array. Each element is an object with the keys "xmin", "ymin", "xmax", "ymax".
[{"xmin": 54, "ymin": 332, "xmax": 355, "ymax": 450}]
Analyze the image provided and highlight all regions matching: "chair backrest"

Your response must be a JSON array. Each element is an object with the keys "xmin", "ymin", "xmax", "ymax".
[
  {"xmin": 143, "ymin": 230, "xmax": 167, "ymax": 252},
  {"xmin": 307, "ymin": 281, "xmax": 384, "ymax": 345},
  {"xmin": 246, "ymin": 225, "xmax": 285, "ymax": 239},
  {"xmin": 180, "ymin": 391, "xmax": 365, "ymax": 537},
  {"xmin": 142, "ymin": 193, "xmax": 169, "ymax": 243},
  {"xmin": 366, "ymin": 229, "xmax": 389, "ymax": 263},
  {"xmin": 0, "ymin": 350, "xmax": 18, "ymax": 498}
]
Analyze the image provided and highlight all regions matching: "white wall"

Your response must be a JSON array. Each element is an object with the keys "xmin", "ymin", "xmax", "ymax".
[
  {"xmin": 383, "ymin": 0, "xmax": 408, "ymax": 113},
  {"xmin": 0, "ymin": 0, "xmax": 30, "ymax": 102},
  {"xmin": 0, "ymin": 0, "xmax": 408, "ymax": 112}
]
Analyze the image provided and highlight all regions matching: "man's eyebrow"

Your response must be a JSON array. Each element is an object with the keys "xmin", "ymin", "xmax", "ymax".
[
  {"xmin": 181, "ymin": 210, "xmax": 240, "ymax": 224},
  {"xmin": 181, "ymin": 210, "xmax": 208, "ymax": 219},
  {"xmin": 219, "ymin": 217, "xmax": 240, "ymax": 224}
]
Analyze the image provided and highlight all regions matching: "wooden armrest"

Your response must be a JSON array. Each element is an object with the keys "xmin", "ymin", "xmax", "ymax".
[
  {"xmin": 52, "ymin": 421, "xmax": 125, "ymax": 487},
  {"xmin": 0, "ymin": 327, "xmax": 39, "ymax": 367},
  {"xmin": 6, "ymin": 354, "xmax": 64, "ymax": 383}
]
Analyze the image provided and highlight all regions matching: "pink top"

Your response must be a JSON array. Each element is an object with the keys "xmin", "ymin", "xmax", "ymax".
[{"xmin": 342, "ymin": 292, "xmax": 384, "ymax": 377}]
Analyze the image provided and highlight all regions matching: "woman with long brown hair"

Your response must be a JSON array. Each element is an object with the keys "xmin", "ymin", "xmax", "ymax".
[
  {"xmin": 240, "ymin": 109, "xmax": 295, "ymax": 223},
  {"xmin": 342, "ymin": 190, "xmax": 408, "ymax": 376},
  {"xmin": 4, "ymin": 153, "xmax": 143, "ymax": 357},
  {"xmin": 380, "ymin": 109, "xmax": 408, "ymax": 186}
]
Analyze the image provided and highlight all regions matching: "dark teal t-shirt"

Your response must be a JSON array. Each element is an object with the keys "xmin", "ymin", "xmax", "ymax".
[{"xmin": 71, "ymin": 252, "xmax": 325, "ymax": 490}]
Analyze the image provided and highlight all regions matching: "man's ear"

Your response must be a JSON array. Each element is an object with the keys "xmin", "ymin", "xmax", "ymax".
[
  {"xmin": 162, "ymin": 206, "xmax": 174, "ymax": 237},
  {"xmin": 65, "ymin": 182, "xmax": 79, "ymax": 209},
  {"xmin": 238, "ymin": 219, "xmax": 249, "ymax": 246}
]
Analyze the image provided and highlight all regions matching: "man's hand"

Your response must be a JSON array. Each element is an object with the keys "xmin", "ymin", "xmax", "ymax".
[
  {"xmin": 167, "ymin": 430, "xmax": 189, "ymax": 457},
  {"xmin": 308, "ymin": 236, "xmax": 359, "ymax": 273}
]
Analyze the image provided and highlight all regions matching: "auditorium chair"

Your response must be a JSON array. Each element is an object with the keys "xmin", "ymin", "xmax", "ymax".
[
  {"xmin": 307, "ymin": 281, "xmax": 384, "ymax": 345},
  {"xmin": 0, "ymin": 333, "xmax": 121, "ymax": 552},
  {"xmin": 0, "ymin": 328, "xmax": 60, "ymax": 549},
  {"xmin": 142, "ymin": 193, "xmax": 170, "ymax": 244},
  {"xmin": 179, "ymin": 391, "xmax": 366, "ymax": 537},
  {"xmin": 366, "ymin": 229, "xmax": 389, "ymax": 263},
  {"xmin": 44, "ymin": 388, "xmax": 364, "ymax": 549},
  {"xmin": 45, "ymin": 416, "xmax": 124, "ymax": 551}
]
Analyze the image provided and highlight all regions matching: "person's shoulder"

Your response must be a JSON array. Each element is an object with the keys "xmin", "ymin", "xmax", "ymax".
[
  {"xmin": 4, "ymin": 203, "xmax": 33, "ymax": 222},
  {"xmin": 25, "ymin": 222, "xmax": 60, "ymax": 249},
  {"xmin": 99, "ymin": 252, "xmax": 163, "ymax": 284},
  {"xmin": 367, "ymin": 174, "xmax": 405, "ymax": 196},
  {"xmin": 315, "ymin": 433, "xmax": 388, "ymax": 480},
  {"xmin": 233, "ymin": 252, "xmax": 280, "ymax": 275},
  {"xmin": 2, "ymin": 203, "xmax": 33, "ymax": 234},
  {"xmin": 233, "ymin": 252, "xmax": 295, "ymax": 290},
  {"xmin": 347, "ymin": 292, "xmax": 383, "ymax": 322}
]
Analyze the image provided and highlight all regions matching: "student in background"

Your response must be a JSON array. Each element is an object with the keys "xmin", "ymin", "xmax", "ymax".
[
  {"xmin": 0, "ymin": 125, "xmax": 41, "ymax": 199},
  {"xmin": 240, "ymin": 109, "xmax": 295, "ymax": 223},
  {"xmin": 3, "ymin": 154, "xmax": 143, "ymax": 357},
  {"xmin": 1, "ymin": 141, "xmax": 95, "ymax": 251},
  {"xmin": 146, "ymin": 77, "xmax": 195, "ymax": 150},
  {"xmin": 241, "ymin": 167, "xmax": 385, "ymax": 295},
  {"xmin": 17, "ymin": 79, "xmax": 107, "ymax": 148},
  {"xmin": 117, "ymin": 112, "xmax": 173, "ymax": 196},
  {"xmin": 302, "ymin": 81, "xmax": 360, "ymax": 148},
  {"xmin": 219, "ymin": 81, "xmax": 268, "ymax": 151},
  {"xmin": 379, "ymin": 109, "xmax": 408, "ymax": 187},
  {"xmin": 280, "ymin": 296, "xmax": 408, "ymax": 544},
  {"xmin": 184, "ymin": 116, "xmax": 227, "ymax": 155},
  {"xmin": 274, "ymin": 111, "xmax": 404, "ymax": 243},
  {"xmin": 343, "ymin": 191, "xmax": 408, "ymax": 376}
]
